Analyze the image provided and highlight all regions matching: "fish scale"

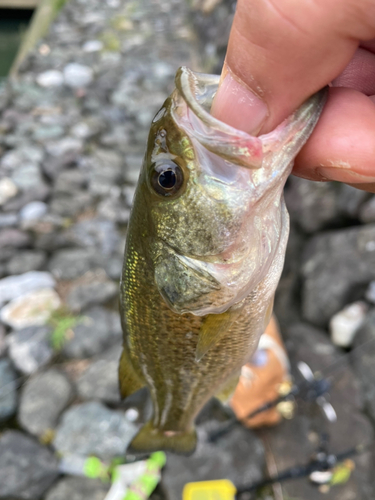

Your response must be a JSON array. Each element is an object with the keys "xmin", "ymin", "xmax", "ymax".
[{"xmin": 119, "ymin": 67, "xmax": 327, "ymax": 454}]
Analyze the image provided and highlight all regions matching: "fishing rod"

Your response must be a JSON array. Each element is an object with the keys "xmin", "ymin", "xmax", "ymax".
[
  {"xmin": 208, "ymin": 330, "xmax": 375, "ymax": 443},
  {"xmin": 234, "ymin": 442, "xmax": 370, "ymax": 498}
]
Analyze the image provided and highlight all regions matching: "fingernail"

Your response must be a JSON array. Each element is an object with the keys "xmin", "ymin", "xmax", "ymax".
[
  {"xmin": 316, "ymin": 167, "xmax": 375, "ymax": 184},
  {"xmin": 211, "ymin": 71, "xmax": 268, "ymax": 135}
]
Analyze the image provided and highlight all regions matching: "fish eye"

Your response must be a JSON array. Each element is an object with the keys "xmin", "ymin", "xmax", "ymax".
[{"xmin": 151, "ymin": 160, "xmax": 184, "ymax": 197}]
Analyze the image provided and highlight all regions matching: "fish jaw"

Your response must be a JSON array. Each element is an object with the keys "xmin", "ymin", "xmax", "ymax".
[{"xmin": 148, "ymin": 68, "xmax": 327, "ymax": 316}]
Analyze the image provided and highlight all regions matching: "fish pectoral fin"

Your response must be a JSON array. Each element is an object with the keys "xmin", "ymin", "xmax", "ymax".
[
  {"xmin": 119, "ymin": 347, "xmax": 145, "ymax": 399},
  {"xmin": 196, "ymin": 306, "xmax": 243, "ymax": 362},
  {"xmin": 128, "ymin": 421, "xmax": 197, "ymax": 455}
]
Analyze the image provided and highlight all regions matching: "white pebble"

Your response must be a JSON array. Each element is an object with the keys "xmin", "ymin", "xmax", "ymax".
[
  {"xmin": 36, "ymin": 70, "xmax": 64, "ymax": 88},
  {"xmin": 82, "ymin": 40, "xmax": 103, "ymax": 52},
  {"xmin": 20, "ymin": 201, "xmax": 48, "ymax": 222},
  {"xmin": 0, "ymin": 178, "xmax": 18, "ymax": 205},
  {"xmin": 330, "ymin": 301, "xmax": 368, "ymax": 348},
  {"xmin": 63, "ymin": 63, "xmax": 94, "ymax": 88},
  {"xmin": 0, "ymin": 288, "xmax": 61, "ymax": 330}
]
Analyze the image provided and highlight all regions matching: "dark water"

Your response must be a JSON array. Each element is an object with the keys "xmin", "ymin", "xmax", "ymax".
[{"xmin": 0, "ymin": 9, "xmax": 33, "ymax": 77}]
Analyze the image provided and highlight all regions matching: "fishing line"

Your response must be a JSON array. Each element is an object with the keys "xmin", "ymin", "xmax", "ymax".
[
  {"xmin": 208, "ymin": 330, "xmax": 375, "ymax": 443},
  {"xmin": 234, "ymin": 442, "xmax": 371, "ymax": 498}
]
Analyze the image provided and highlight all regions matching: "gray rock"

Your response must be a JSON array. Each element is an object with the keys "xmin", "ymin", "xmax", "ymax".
[
  {"xmin": 64, "ymin": 63, "xmax": 94, "ymax": 88},
  {"xmin": 2, "ymin": 183, "xmax": 50, "ymax": 212},
  {"xmin": 76, "ymin": 343, "xmax": 121, "ymax": 403},
  {"xmin": 0, "ymin": 145, "xmax": 44, "ymax": 172},
  {"xmin": 352, "ymin": 309, "xmax": 375, "ymax": 421},
  {"xmin": 0, "ymin": 212, "xmax": 18, "ymax": 228},
  {"xmin": 62, "ymin": 306, "xmax": 122, "ymax": 358},
  {"xmin": 11, "ymin": 162, "xmax": 44, "ymax": 190},
  {"xmin": 285, "ymin": 178, "xmax": 343, "ymax": 233},
  {"xmin": 97, "ymin": 196, "xmax": 131, "ymax": 224},
  {"xmin": 6, "ymin": 250, "xmax": 47, "ymax": 275},
  {"xmin": 45, "ymin": 476, "xmax": 109, "ymax": 500},
  {"xmin": 0, "ymin": 358, "xmax": 18, "ymax": 422},
  {"xmin": 7, "ymin": 326, "xmax": 53, "ymax": 375},
  {"xmin": 104, "ymin": 255, "xmax": 124, "ymax": 280},
  {"xmin": 0, "ymin": 228, "xmax": 30, "ymax": 249},
  {"xmin": 302, "ymin": 224, "xmax": 375, "ymax": 326},
  {"xmin": 88, "ymin": 149, "xmax": 123, "ymax": 196},
  {"xmin": 0, "ymin": 271, "xmax": 56, "ymax": 307},
  {"xmin": 19, "ymin": 201, "xmax": 48, "ymax": 222},
  {"xmin": 49, "ymin": 191, "xmax": 93, "ymax": 217},
  {"xmin": 68, "ymin": 218, "xmax": 121, "ymax": 255},
  {"xmin": 67, "ymin": 279, "xmax": 118, "ymax": 312},
  {"xmin": 33, "ymin": 125, "xmax": 65, "ymax": 141},
  {"xmin": 18, "ymin": 369, "xmax": 73, "ymax": 437},
  {"xmin": 54, "ymin": 169, "xmax": 87, "ymax": 194},
  {"xmin": 46, "ymin": 137, "xmax": 83, "ymax": 158},
  {"xmin": 53, "ymin": 401, "xmax": 137, "ymax": 461},
  {"xmin": 48, "ymin": 249, "xmax": 100, "ymax": 280},
  {"xmin": 163, "ymin": 426, "xmax": 265, "ymax": 500},
  {"xmin": 0, "ymin": 430, "xmax": 59, "ymax": 499},
  {"xmin": 359, "ymin": 195, "xmax": 375, "ymax": 224}
]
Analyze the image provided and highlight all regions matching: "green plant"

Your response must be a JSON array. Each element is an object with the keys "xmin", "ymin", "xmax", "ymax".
[{"xmin": 49, "ymin": 309, "xmax": 83, "ymax": 351}]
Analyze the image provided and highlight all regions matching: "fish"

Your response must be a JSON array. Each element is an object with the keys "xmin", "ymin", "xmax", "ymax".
[{"xmin": 119, "ymin": 66, "xmax": 326, "ymax": 454}]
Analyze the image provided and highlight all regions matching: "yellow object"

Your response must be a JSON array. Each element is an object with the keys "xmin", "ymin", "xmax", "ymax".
[{"xmin": 182, "ymin": 479, "xmax": 236, "ymax": 500}]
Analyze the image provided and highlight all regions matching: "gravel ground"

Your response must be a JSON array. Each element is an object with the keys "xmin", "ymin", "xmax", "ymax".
[{"xmin": 0, "ymin": 0, "xmax": 374, "ymax": 499}]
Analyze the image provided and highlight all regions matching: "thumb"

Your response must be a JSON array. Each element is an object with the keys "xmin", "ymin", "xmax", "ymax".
[{"xmin": 211, "ymin": 0, "xmax": 375, "ymax": 134}]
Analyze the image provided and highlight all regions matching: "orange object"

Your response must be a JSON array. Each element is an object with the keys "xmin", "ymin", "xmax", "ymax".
[{"xmin": 230, "ymin": 316, "xmax": 291, "ymax": 428}]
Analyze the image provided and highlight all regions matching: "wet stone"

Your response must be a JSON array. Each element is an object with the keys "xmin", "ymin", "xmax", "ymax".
[
  {"xmin": 0, "ymin": 430, "xmax": 59, "ymax": 500},
  {"xmin": 53, "ymin": 401, "xmax": 138, "ymax": 461},
  {"xmin": 0, "ymin": 358, "xmax": 18, "ymax": 422},
  {"xmin": 62, "ymin": 306, "xmax": 122, "ymax": 358},
  {"xmin": 19, "ymin": 369, "xmax": 73, "ymax": 437},
  {"xmin": 54, "ymin": 169, "xmax": 87, "ymax": 194},
  {"xmin": 76, "ymin": 343, "xmax": 121, "ymax": 403},
  {"xmin": 7, "ymin": 326, "xmax": 53, "ymax": 375},
  {"xmin": 301, "ymin": 224, "xmax": 375, "ymax": 327},
  {"xmin": 6, "ymin": 250, "xmax": 47, "ymax": 275},
  {"xmin": 45, "ymin": 476, "xmax": 109, "ymax": 500}
]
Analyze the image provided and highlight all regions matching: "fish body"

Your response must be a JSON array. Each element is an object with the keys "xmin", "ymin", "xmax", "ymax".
[{"xmin": 119, "ymin": 67, "xmax": 326, "ymax": 454}]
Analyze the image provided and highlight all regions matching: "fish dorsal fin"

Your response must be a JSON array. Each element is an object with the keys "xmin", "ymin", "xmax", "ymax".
[{"xmin": 196, "ymin": 306, "xmax": 242, "ymax": 362}]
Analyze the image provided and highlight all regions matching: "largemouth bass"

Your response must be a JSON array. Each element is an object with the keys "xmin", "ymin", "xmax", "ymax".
[{"xmin": 119, "ymin": 67, "xmax": 326, "ymax": 454}]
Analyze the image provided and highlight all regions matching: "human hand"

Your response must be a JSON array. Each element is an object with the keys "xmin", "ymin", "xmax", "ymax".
[{"xmin": 211, "ymin": 0, "xmax": 375, "ymax": 192}]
